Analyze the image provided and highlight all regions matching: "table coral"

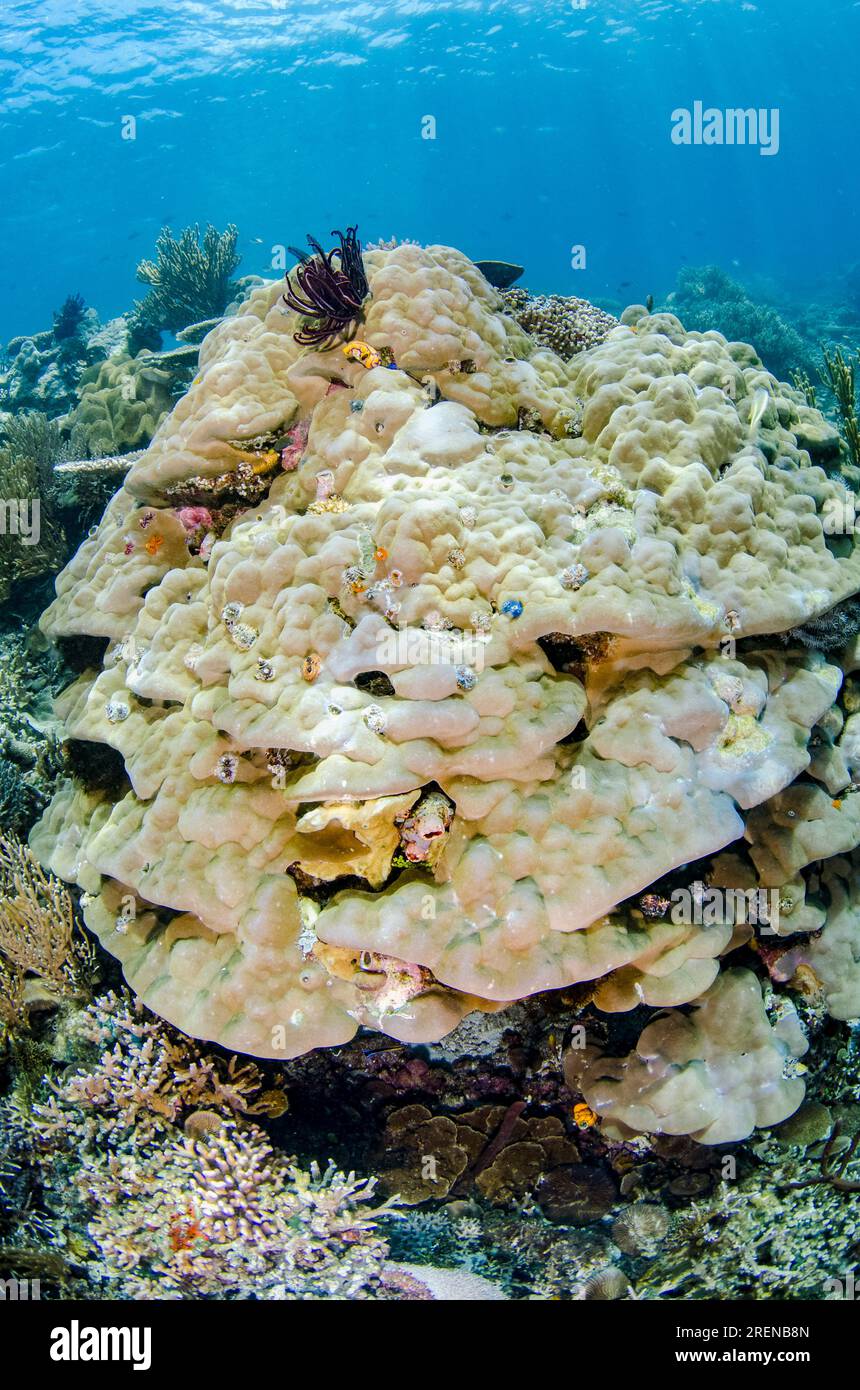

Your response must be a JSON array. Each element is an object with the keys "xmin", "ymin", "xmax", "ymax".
[{"xmin": 29, "ymin": 240, "xmax": 860, "ymax": 1146}]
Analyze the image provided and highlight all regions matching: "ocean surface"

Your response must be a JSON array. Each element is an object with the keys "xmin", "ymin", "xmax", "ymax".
[{"xmin": 0, "ymin": 0, "xmax": 858, "ymax": 338}]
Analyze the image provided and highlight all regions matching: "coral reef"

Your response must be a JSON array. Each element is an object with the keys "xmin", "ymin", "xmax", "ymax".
[
  {"xmin": 31, "ymin": 990, "xmax": 287, "ymax": 1146},
  {"xmin": 0, "ymin": 303, "xmax": 124, "ymax": 420},
  {"xmin": 665, "ymin": 265, "xmax": 815, "ymax": 384},
  {"xmin": 79, "ymin": 1125, "xmax": 397, "ymax": 1299},
  {"xmin": 821, "ymin": 345, "xmax": 860, "ymax": 470},
  {"xmin": 65, "ymin": 353, "xmax": 176, "ymax": 458},
  {"xmin": 374, "ymin": 1100, "xmax": 582, "ymax": 1208},
  {"xmin": 27, "ymin": 238, "xmax": 860, "ymax": 1162},
  {"xmin": 500, "ymin": 286, "xmax": 617, "ymax": 358},
  {"xmin": 0, "ymin": 832, "xmax": 94, "ymax": 1035},
  {"xmin": 0, "ymin": 411, "xmax": 69, "ymax": 600},
  {"xmin": 632, "ymin": 1119, "xmax": 860, "ymax": 1300},
  {"xmin": 3, "ymin": 990, "xmax": 401, "ymax": 1300},
  {"xmin": 0, "ymin": 623, "xmax": 65, "ymax": 836},
  {"xmin": 132, "ymin": 224, "xmax": 241, "ymax": 336},
  {"xmin": 568, "ymin": 968, "xmax": 808, "ymax": 1144},
  {"xmin": 52, "ymin": 453, "xmax": 144, "ymax": 537}
]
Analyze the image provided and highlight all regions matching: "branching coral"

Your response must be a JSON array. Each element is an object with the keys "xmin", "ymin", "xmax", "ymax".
[
  {"xmin": 78, "ymin": 1120, "xmax": 398, "ymax": 1299},
  {"xmin": 500, "ymin": 287, "xmax": 616, "ymax": 359},
  {"xmin": 0, "ymin": 832, "xmax": 94, "ymax": 1033},
  {"xmin": 32, "ymin": 990, "xmax": 286, "ymax": 1150},
  {"xmin": 134, "ymin": 224, "xmax": 241, "ymax": 334},
  {"xmin": 282, "ymin": 226, "xmax": 369, "ymax": 347},
  {"xmin": 16, "ymin": 989, "xmax": 393, "ymax": 1299},
  {"xmin": 820, "ymin": 345, "xmax": 860, "ymax": 469}
]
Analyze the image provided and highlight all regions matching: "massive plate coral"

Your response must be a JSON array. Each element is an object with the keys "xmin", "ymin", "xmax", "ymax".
[{"xmin": 32, "ymin": 241, "xmax": 860, "ymax": 1142}]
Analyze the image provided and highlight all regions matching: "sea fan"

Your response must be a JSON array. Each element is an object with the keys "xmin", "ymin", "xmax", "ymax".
[{"xmin": 282, "ymin": 226, "xmax": 369, "ymax": 348}]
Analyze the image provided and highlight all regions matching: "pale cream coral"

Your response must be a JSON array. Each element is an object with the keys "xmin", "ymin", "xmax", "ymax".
[
  {"xmin": 570, "ymin": 968, "xmax": 808, "ymax": 1144},
  {"xmin": 30, "ymin": 241, "xmax": 860, "ymax": 1119}
]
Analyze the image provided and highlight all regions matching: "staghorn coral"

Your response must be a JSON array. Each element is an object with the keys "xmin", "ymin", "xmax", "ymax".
[
  {"xmin": 10, "ymin": 989, "xmax": 393, "ymax": 1300},
  {"xmin": 28, "ymin": 239, "xmax": 860, "ymax": 1149},
  {"xmin": 133, "ymin": 223, "xmax": 241, "ymax": 335}
]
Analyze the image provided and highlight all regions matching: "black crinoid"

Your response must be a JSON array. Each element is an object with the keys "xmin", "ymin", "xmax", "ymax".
[
  {"xmin": 282, "ymin": 226, "xmax": 370, "ymax": 348},
  {"xmin": 52, "ymin": 292, "xmax": 87, "ymax": 341}
]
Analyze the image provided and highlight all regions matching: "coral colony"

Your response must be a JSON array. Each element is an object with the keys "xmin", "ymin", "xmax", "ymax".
[{"xmin": 3, "ymin": 217, "xmax": 860, "ymax": 1303}]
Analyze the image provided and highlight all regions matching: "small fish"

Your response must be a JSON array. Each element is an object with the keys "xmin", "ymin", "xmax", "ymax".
[{"xmin": 749, "ymin": 387, "xmax": 770, "ymax": 431}]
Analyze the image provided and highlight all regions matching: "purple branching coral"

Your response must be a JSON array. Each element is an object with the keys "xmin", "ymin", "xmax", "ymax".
[{"xmin": 282, "ymin": 226, "xmax": 370, "ymax": 348}]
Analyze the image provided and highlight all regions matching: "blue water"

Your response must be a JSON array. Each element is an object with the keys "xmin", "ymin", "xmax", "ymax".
[{"xmin": 0, "ymin": 0, "xmax": 857, "ymax": 340}]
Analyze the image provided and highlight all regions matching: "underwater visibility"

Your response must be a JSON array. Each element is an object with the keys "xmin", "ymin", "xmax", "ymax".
[{"xmin": 2, "ymin": 0, "xmax": 860, "ymax": 1338}]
